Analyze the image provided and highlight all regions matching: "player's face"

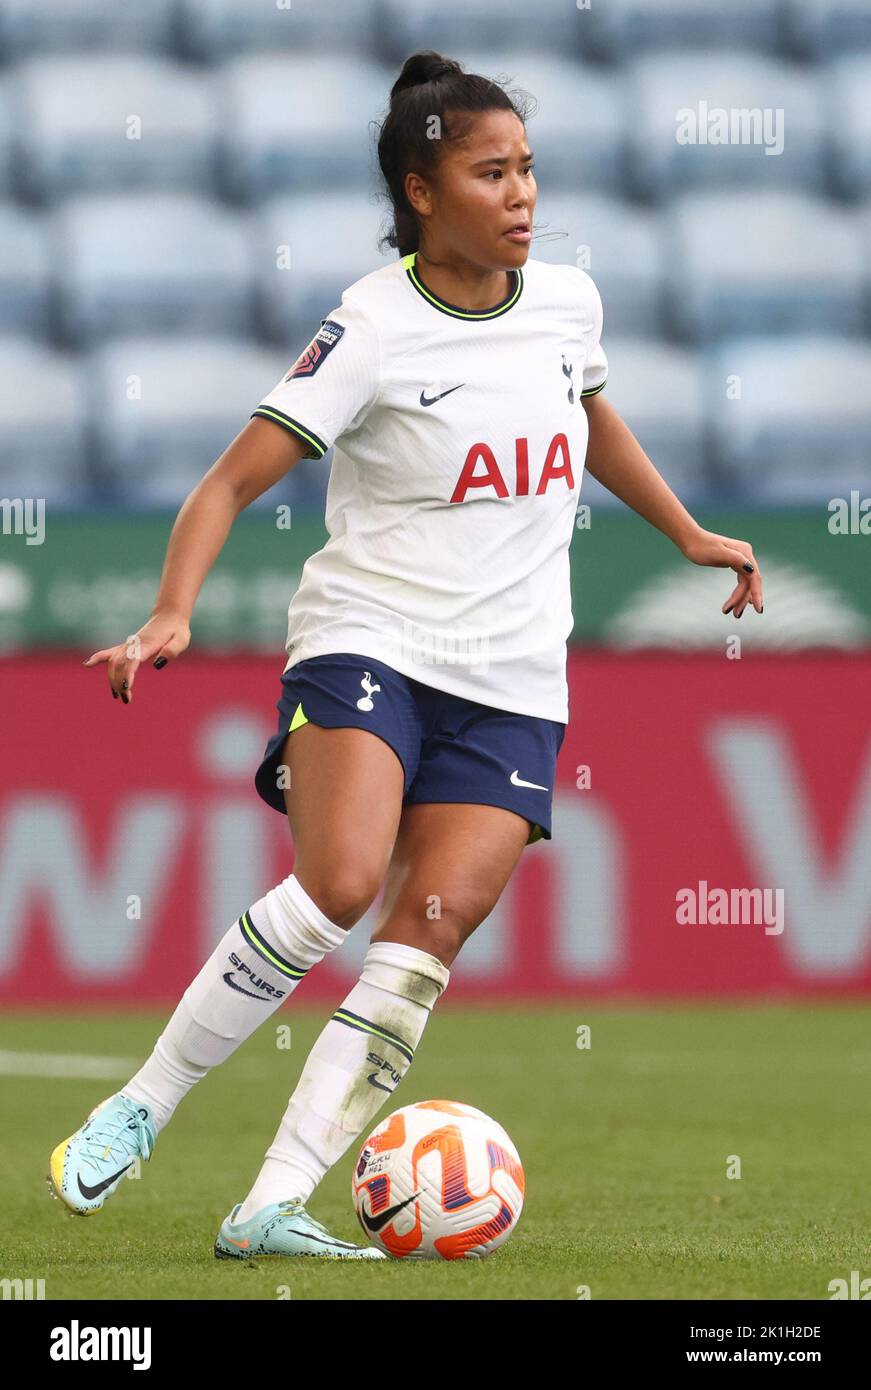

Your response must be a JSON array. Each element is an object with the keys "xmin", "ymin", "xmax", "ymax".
[{"xmin": 429, "ymin": 109, "xmax": 536, "ymax": 271}]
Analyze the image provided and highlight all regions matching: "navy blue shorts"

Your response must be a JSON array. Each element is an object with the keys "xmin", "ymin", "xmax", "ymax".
[{"xmin": 254, "ymin": 653, "xmax": 566, "ymax": 845}]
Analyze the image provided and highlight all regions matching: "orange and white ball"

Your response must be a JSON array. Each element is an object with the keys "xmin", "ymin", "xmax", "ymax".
[{"xmin": 352, "ymin": 1100, "xmax": 525, "ymax": 1260}]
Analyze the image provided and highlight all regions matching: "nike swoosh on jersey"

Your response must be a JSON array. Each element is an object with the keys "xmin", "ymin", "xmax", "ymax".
[
  {"xmin": 359, "ymin": 1191, "xmax": 420, "ymax": 1233},
  {"xmin": 420, "ymin": 383, "xmax": 465, "ymax": 407},
  {"xmin": 510, "ymin": 770, "xmax": 550, "ymax": 790}
]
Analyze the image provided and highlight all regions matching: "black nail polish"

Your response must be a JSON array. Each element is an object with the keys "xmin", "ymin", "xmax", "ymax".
[
  {"xmin": 154, "ymin": 656, "xmax": 167, "ymax": 669},
  {"xmin": 743, "ymin": 563, "xmax": 754, "ymax": 573},
  {"xmin": 112, "ymin": 689, "xmax": 118, "ymax": 699}
]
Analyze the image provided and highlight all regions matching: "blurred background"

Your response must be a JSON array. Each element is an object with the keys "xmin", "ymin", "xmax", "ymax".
[
  {"xmin": 1, "ymin": 2, "xmax": 870, "ymax": 1307},
  {"xmin": 1, "ymin": 0, "xmax": 870, "ymax": 1008}
]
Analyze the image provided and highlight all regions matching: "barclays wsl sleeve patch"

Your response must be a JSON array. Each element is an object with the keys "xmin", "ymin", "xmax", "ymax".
[{"xmin": 285, "ymin": 319, "xmax": 346, "ymax": 380}]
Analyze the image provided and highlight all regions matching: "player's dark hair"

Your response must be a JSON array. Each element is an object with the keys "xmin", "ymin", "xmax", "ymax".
[{"xmin": 376, "ymin": 51, "xmax": 535, "ymax": 258}]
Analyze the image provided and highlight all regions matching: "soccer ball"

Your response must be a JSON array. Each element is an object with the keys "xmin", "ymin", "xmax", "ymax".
[{"xmin": 351, "ymin": 1099, "xmax": 525, "ymax": 1260}]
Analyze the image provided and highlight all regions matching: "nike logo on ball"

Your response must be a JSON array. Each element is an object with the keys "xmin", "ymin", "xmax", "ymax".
[
  {"xmin": 359, "ymin": 1192, "xmax": 420, "ymax": 1233},
  {"xmin": 420, "ymin": 383, "xmax": 465, "ymax": 407},
  {"xmin": 510, "ymin": 770, "xmax": 549, "ymax": 790}
]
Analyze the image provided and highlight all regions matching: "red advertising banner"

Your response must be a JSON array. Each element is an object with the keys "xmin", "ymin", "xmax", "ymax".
[{"xmin": 1, "ymin": 653, "xmax": 869, "ymax": 1004}]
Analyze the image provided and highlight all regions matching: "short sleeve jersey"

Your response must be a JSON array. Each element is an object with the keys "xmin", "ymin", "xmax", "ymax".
[{"xmin": 252, "ymin": 252, "xmax": 608, "ymax": 724}]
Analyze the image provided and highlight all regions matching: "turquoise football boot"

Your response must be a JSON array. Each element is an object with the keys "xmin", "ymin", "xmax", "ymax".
[
  {"xmin": 215, "ymin": 1198, "xmax": 388, "ymax": 1261},
  {"xmin": 47, "ymin": 1092, "xmax": 156, "ymax": 1216}
]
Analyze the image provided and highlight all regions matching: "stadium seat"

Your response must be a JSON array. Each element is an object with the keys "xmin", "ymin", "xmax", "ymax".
[
  {"xmin": 378, "ymin": 0, "xmax": 583, "ymax": 63},
  {"xmin": 0, "ymin": 84, "xmax": 14, "ymax": 199},
  {"xmin": 785, "ymin": 0, "xmax": 871, "ymax": 58},
  {"xmin": 828, "ymin": 57, "xmax": 871, "ymax": 198},
  {"xmin": 529, "ymin": 193, "xmax": 665, "ymax": 337},
  {"xmin": 583, "ymin": 0, "xmax": 783, "ymax": 61},
  {"xmin": 219, "ymin": 55, "xmax": 391, "ymax": 201},
  {"xmin": 0, "ymin": 0, "xmax": 177, "ymax": 56},
  {"xmin": 178, "ymin": 0, "xmax": 378, "ymax": 60},
  {"xmin": 625, "ymin": 54, "xmax": 826, "ymax": 201},
  {"xmin": 13, "ymin": 57, "xmax": 217, "ymax": 202},
  {"xmin": 666, "ymin": 191, "xmax": 865, "ymax": 342},
  {"xmin": 88, "ymin": 336, "xmax": 330, "ymax": 510},
  {"xmin": 579, "ymin": 337, "xmax": 709, "ymax": 508},
  {"xmin": 451, "ymin": 52, "xmax": 625, "ymax": 196},
  {"xmin": 707, "ymin": 336, "xmax": 871, "ymax": 501},
  {"xmin": 55, "ymin": 194, "xmax": 256, "ymax": 345},
  {"xmin": 0, "ymin": 206, "xmax": 52, "ymax": 336},
  {"xmin": 0, "ymin": 337, "xmax": 88, "ymax": 501},
  {"xmin": 254, "ymin": 193, "xmax": 392, "ymax": 344}
]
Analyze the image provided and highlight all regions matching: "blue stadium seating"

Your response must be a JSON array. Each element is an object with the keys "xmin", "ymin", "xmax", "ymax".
[
  {"xmin": 828, "ymin": 57, "xmax": 871, "ymax": 197},
  {"xmin": 581, "ymin": 337, "xmax": 709, "ymax": 507},
  {"xmin": 55, "ymin": 193, "xmax": 256, "ymax": 344},
  {"xmin": 0, "ymin": 337, "xmax": 88, "ymax": 500},
  {"xmin": 219, "ymin": 54, "xmax": 390, "ymax": 201},
  {"xmin": 625, "ymin": 54, "xmax": 826, "ymax": 201},
  {"xmin": 254, "ymin": 193, "xmax": 391, "ymax": 344},
  {"xmin": 13, "ymin": 57, "xmax": 217, "ymax": 202},
  {"xmin": 530, "ymin": 193, "xmax": 665, "ymax": 337},
  {"xmin": 178, "ymin": 0, "xmax": 379, "ymax": 60},
  {"xmin": 666, "ymin": 191, "xmax": 865, "ymax": 342},
  {"xmin": 585, "ymin": 0, "xmax": 783, "ymax": 61},
  {"xmin": 707, "ymin": 337, "xmax": 871, "ymax": 501},
  {"xmin": 0, "ymin": 81, "xmax": 11, "ymax": 196},
  {"xmin": 0, "ymin": 0, "xmax": 177, "ymax": 56},
  {"xmin": 0, "ymin": 205, "xmax": 51, "ymax": 334},
  {"xmin": 379, "ymin": 0, "xmax": 582, "ymax": 64},
  {"xmin": 0, "ymin": 10, "xmax": 864, "ymax": 508},
  {"xmin": 786, "ymin": 0, "xmax": 871, "ymax": 58},
  {"xmin": 88, "ymin": 336, "xmax": 329, "ymax": 509}
]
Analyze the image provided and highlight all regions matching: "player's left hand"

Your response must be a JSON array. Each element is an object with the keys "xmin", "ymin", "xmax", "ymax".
[{"xmin": 679, "ymin": 528, "xmax": 763, "ymax": 619}]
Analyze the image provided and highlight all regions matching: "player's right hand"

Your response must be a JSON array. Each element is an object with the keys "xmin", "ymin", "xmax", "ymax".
[{"xmin": 82, "ymin": 610, "xmax": 191, "ymax": 704}]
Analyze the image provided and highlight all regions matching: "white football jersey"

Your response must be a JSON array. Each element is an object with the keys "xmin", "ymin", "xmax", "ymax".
[{"xmin": 253, "ymin": 252, "xmax": 608, "ymax": 723}]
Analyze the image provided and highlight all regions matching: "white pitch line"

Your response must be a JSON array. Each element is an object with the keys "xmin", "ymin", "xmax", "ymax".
[{"xmin": 0, "ymin": 1051, "xmax": 140, "ymax": 1080}]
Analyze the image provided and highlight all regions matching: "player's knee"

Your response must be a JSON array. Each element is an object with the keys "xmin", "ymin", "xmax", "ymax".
[
  {"xmin": 300, "ymin": 866, "xmax": 383, "ymax": 932},
  {"xmin": 422, "ymin": 900, "xmax": 486, "ymax": 962}
]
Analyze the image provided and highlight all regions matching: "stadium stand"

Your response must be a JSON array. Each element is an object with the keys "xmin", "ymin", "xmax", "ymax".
[
  {"xmin": 55, "ymin": 193, "xmax": 256, "ymax": 344},
  {"xmin": 667, "ymin": 190, "xmax": 865, "ymax": 342},
  {"xmin": 88, "ymin": 335, "xmax": 326, "ymax": 509},
  {"xmin": 0, "ymin": 337, "xmax": 88, "ymax": 500},
  {"xmin": 14, "ymin": 56, "xmax": 216, "ymax": 202},
  {"xmin": 530, "ymin": 192, "xmax": 665, "ymax": 338},
  {"xmin": 625, "ymin": 54, "xmax": 826, "ymax": 201},
  {"xmin": 707, "ymin": 337, "xmax": 871, "ymax": 501},
  {"xmin": 0, "ymin": 205, "xmax": 51, "ymax": 335},
  {"xmin": 0, "ymin": 0, "xmax": 866, "ymax": 508},
  {"xmin": 580, "ymin": 337, "xmax": 709, "ymax": 506}
]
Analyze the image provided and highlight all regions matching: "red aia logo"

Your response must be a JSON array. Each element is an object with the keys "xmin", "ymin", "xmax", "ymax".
[{"xmin": 451, "ymin": 434, "xmax": 575, "ymax": 503}]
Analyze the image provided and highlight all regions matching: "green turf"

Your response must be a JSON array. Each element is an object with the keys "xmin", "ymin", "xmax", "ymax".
[{"xmin": 1, "ymin": 1004, "xmax": 868, "ymax": 1300}]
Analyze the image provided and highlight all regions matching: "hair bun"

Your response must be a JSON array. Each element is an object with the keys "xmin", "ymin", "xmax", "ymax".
[{"xmin": 391, "ymin": 51, "xmax": 463, "ymax": 101}]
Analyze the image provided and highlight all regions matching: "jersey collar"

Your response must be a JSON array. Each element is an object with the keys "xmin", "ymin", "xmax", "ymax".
[{"xmin": 402, "ymin": 251, "xmax": 523, "ymax": 321}]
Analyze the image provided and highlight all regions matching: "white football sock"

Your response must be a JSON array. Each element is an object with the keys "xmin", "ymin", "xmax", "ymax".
[
  {"xmin": 121, "ymin": 874, "xmax": 347, "ymax": 1130},
  {"xmin": 235, "ymin": 940, "xmax": 450, "ymax": 1221}
]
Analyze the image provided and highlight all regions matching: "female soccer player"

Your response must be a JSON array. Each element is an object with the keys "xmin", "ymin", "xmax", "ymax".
[{"xmin": 49, "ymin": 51, "xmax": 763, "ymax": 1259}]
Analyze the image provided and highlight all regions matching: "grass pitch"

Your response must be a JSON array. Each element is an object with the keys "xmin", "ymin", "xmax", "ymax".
[{"xmin": 1, "ymin": 1004, "xmax": 867, "ymax": 1300}]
